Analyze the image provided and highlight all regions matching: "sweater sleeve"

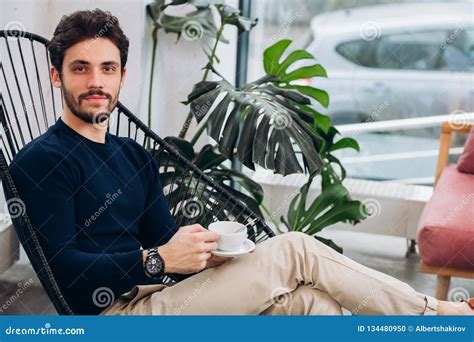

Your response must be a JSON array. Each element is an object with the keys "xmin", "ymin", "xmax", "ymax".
[
  {"xmin": 137, "ymin": 146, "xmax": 179, "ymax": 249},
  {"xmin": 9, "ymin": 147, "xmax": 152, "ymax": 309},
  {"xmin": 136, "ymin": 146, "xmax": 195, "ymax": 283}
]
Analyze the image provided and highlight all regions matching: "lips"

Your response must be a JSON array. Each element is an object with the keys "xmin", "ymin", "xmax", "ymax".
[
  {"xmin": 84, "ymin": 96, "xmax": 107, "ymax": 100},
  {"xmin": 83, "ymin": 95, "xmax": 109, "ymax": 104}
]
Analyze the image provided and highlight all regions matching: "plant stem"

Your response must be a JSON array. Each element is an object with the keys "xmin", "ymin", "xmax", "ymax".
[
  {"xmin": 179, "ymin": 23, "xmax": 225, "ymax": 140},
  {"xmin": 147, "ymin": 26, "xmax": 159, "ymax": 149},
  {"xmin": 190, "ymin": 118, "xmax": 207, "ymax": 145},
  {"xmin": 260, "ymin": 203, "xmax": 284, "ymax": 234}
]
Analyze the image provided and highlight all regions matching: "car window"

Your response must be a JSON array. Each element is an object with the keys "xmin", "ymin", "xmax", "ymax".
[
  {"xmin": 336, "ymin": 29, "xmax": 474, "ymax": 72},
  {"xmin": 374, "ymin": 31, "xmax": 447, "ymax": 71},
  {"xmin": 335, "ymin": 40, "xmax": 378, "ymax": 67},
  {"xmin": 438, "ymin": 27, "xmax": 474, "ymax": 72}
]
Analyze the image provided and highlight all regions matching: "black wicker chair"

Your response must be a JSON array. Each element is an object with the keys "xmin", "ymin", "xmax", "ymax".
[{"xmin": 0, "ymin": 30, "xmax": 275, "ymax": 315}]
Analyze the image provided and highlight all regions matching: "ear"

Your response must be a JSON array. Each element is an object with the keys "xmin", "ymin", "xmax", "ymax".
[
  {"xmin": 50, "ymin": 66, "xmax": 62, "ymax": 88},
  {"xmin": 120, "ymin": 67, "xmax": 126, "ymax": 88}
]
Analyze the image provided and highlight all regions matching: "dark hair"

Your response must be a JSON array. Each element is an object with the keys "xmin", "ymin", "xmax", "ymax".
[{"xmin": 47, "ymin": 9, "xmax": 129, "ymax": 75}]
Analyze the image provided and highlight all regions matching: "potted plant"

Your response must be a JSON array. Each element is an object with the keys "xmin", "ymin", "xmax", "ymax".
[{"xmin": 146, "ymin": 0, "xmax": 368, "ymax": 252}]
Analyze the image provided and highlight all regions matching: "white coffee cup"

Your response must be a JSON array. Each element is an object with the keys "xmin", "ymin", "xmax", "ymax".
[{"xmin": 208, "ymin": 221, "xmax": 247, "ymax": 252}]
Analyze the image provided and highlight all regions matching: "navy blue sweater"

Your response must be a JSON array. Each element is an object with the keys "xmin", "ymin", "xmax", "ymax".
[{"xmin": 9, "ymin": 117, "xmax": 187, "ymax": 315}]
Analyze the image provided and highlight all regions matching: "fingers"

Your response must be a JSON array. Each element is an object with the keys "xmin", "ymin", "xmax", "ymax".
[
  {"xmin": 202, "ymin": 241, "xmax": 218, "ymax": 252},
  {"xmin": 181, "ymin": 224, "xmax": 208, "ymax": 233},
  {"xmin": 196, "ymin": 231, "xmax": 219, "ymax": 242},
  {"xmin": 203, "ymin": 252, "xmax": 213, "ymax": 260}
]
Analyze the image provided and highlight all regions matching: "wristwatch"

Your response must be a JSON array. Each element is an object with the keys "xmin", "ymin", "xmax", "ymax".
[{"xmin": 144, "ymin": 247, "xmax": 165, "ymax": 279}]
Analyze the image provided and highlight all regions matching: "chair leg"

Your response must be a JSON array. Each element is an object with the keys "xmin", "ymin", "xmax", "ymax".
[{"xmin": 435, "ymin": 275, "xmax": 451, "ymax": 300}]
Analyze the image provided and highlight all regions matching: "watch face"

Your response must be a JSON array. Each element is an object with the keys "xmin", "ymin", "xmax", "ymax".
[{"xmin": 146, "ymin": 255, "xmax": 163, "ymax": 276}]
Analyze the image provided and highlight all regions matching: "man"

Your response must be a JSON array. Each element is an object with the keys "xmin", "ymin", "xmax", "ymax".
[{"xmin": 9, "ymin": 9, "xmax": 472, "ymax": 316}]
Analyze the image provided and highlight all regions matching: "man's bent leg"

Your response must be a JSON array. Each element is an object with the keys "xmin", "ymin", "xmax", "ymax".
[
  {"xmin": 102, "ymin": 232, "xmax": 436, "ymax": 315},
  {"xmin": 260, "ymin": 286, "xmax": 343, "ymax": 315}
]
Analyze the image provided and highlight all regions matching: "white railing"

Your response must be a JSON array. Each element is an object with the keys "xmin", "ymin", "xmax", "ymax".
[
  {"xmin": 334, "ymin": 112, "xmax": 474, "ymax": 184},
  {"xmin": 336, "ymin": 112, "xmax": 474, "ymax": 134}
]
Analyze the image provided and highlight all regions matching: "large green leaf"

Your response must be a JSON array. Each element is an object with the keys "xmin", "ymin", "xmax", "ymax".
[
  {"xmin": 185, "ymin": 71, "xmax": 325, "ymax": 176},
  {"xmin": 330, "ymin": 137, "xmax": 360, "ymax": 153},
  {"xmin": 263, "ymin": 39, "xmax": 329, "ymax": 108},
  {"xmin": 281, "ymin": 179, "xmax": 367, "ymax": 251},
  {"xmin": 305, "ymin": 200, "xmax": 366, "ymax": 235}
]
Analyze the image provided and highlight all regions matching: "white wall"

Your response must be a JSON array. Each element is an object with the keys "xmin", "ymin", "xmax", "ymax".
[{"xmin": 0, "ymin": 0, "xmax": 238, "ymax": 137}]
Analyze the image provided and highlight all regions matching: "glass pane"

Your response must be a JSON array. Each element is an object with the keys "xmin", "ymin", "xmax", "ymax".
[
  {"xmin": 375, "ymin": 31, "xmax": 447, "ymax": 71},
  {"xmin": 336, "ymin": 40, "xmax": 378, "ymax": 68},
  {"xmin": 439, "ymin": 28, "xmax": 474, "ymax": 72},
  {"xmin": 248, "ymin": 1, "xmax": 473, "ymax": 184}
]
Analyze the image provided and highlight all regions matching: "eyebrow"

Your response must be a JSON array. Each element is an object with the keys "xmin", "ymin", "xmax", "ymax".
[{"xmin": 68, "ymin": 60, "xmax": 120, "ymax": 67}]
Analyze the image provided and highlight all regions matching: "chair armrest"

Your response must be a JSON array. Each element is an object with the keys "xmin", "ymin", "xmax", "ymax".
[{"xmin": 434, "ymin": 122, "xmax": 473, "ymax": 185}]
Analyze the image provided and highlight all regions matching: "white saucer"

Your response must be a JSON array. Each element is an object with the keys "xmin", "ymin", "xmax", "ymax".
[{"xmin": 211, "ymin": 239, "xmax": 255, "ymax": 257}]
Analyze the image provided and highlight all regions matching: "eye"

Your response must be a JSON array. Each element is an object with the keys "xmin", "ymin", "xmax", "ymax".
[
  {"xmin": 104, "ymin": 66, "xmax": 116, "ymax": 73},
  {"xmin": 73, "ymin": 66, "xmax": 86, "ymax": 73}
]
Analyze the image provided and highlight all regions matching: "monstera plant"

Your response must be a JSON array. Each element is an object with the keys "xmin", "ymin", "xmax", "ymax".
[
  {"xmin": 145, "ymin": 0, "xmax": 268, "ymax": 228},
  {"xmin": 184, "ymin": 39, "xmax": 367, "ymax": 251},
  {"xmin": 185, "ymin": 68, "xmax": 324, "ymax": 176},
  {"xmin": 146, "ymin": 0, "xmax": 367, "ymax": 252}
]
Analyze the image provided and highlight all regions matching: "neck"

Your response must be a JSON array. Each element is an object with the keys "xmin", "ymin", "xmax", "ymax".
[{"xmin": 61, "ymin": 109, "xmax": 107, "ymax": 144}]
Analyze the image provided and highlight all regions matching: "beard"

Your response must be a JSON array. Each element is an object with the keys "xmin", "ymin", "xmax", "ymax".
[{"xmin": 63, "ymin": 84, "xmax": 119, "ymax": 125}]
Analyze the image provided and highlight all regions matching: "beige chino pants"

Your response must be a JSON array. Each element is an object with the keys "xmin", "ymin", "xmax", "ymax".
[{"xmin": 101, "ymin": 232, "xmax": 438, "ymax": 316}]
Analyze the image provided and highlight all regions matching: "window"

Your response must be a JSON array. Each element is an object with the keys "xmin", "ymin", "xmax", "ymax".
[
  {"xmin": 336, "ymin": 29, "xmax": 474, "ymax": 72},
  {"xmin": 248, "ymin": 1, "xmax": 472, "ymax": 183},
  {"xmin": 438, "ymin": 28, "xmax": 474, "ymax": 72},
  {"xmin": 375, "ymin": 31, "xmax": 447, "ymax": 71},
  {"xmin": 336, "ymin": 40, "xmax": 378, "ymax": 68}
]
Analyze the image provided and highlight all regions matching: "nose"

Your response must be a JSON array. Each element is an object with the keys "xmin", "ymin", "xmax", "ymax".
[{"xmin": 86, "ymin": 69, "xmax": 104, "ymax": 89}]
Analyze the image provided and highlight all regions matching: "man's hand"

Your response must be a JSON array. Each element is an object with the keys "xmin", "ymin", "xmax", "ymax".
[
  {"xmin": 205, "ymin": 255, "xmax": 233, "ymax": 269},
  {"xmin": 157, "ymin": 224, "xmax": 220, "ymax": 274}
]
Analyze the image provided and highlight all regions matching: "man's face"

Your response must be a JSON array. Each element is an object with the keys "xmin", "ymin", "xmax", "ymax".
[{"xmin": 51, "ymin": 37, "xmax": 126, "ymax": 125}]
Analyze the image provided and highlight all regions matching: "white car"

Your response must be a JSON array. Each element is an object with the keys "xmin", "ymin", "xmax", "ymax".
[{"xmin": 304, "ymin": 2, "xmax": 474, "ymax": 126}]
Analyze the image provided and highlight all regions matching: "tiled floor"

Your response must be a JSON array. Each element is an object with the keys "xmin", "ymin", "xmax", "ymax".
[{"xmin": 0, "ymin": 230, "xmax": 472, "ymax": 315}]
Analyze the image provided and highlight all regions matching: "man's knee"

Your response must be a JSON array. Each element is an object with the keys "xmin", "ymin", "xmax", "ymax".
[
  {"xmin": 275, "ymin": 286, "xmax": 342, "ymax": 315},
  {"xmin": 281, "ymin": 231, "xmax": 319, "ymax": 246},
  {"xmin": 276, "ymin": 232, "xmax": 332, "ymax": 253},
  {"xmin": 284, "ymin": 231, "xmax": 307, "ymax": 241}
]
